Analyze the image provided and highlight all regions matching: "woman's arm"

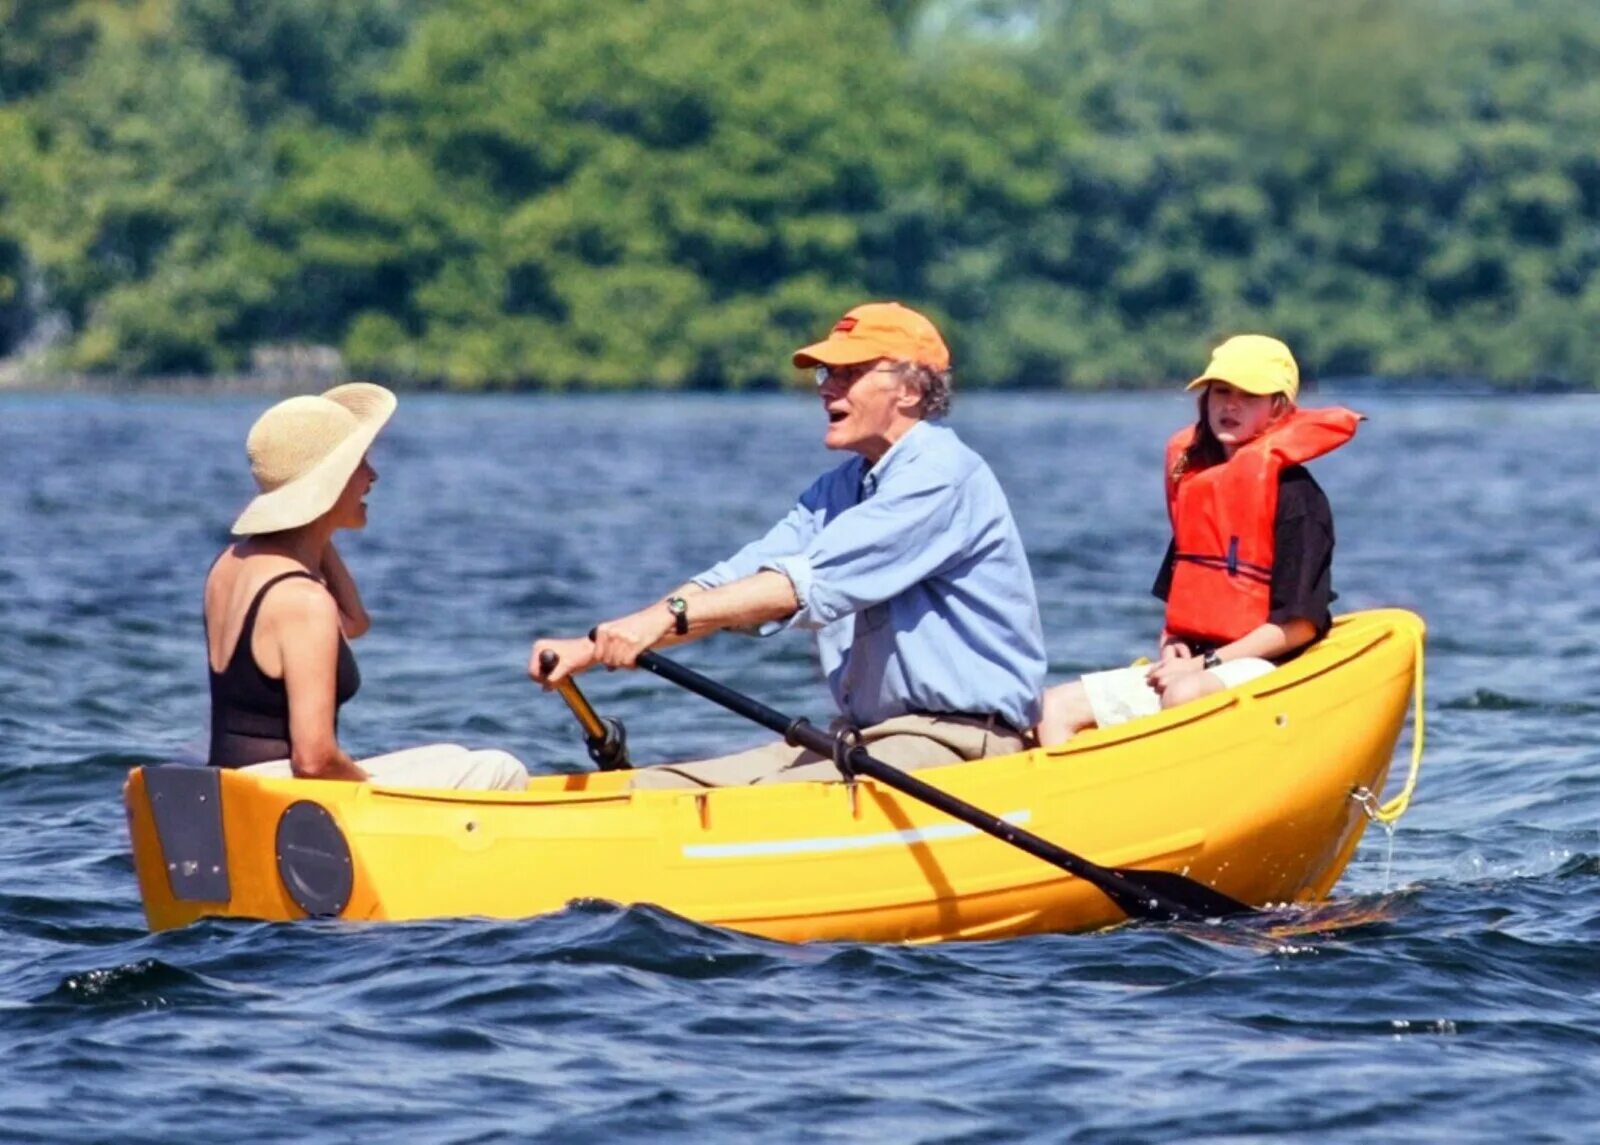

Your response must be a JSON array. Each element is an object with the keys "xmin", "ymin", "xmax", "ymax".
[
  {"xmin": 272, "ymin": 582, "xmax": 369, "ymax": 781},
  {"xmin": 320, "ymin": 542, "xmax": 371, "ymax": 639}
]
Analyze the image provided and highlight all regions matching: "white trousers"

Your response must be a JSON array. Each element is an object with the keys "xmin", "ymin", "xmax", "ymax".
[
  {"xmin": 1081, "ymin": 658, "xmax": 1276, "ymax": 728},
  {"xmin": 242, "ymin": 743, "xmax": 529, "ymax": 791}
]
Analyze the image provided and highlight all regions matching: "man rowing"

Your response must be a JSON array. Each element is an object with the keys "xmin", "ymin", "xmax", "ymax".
[{"xmin": 529, "ymin": 302, "xmax": 1046, "ymax": 786}]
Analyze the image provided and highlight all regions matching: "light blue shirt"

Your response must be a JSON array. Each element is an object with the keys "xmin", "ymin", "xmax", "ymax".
[{"xmin": 693, "ymin": 420, "xmax": 1045, "ymax": 729}]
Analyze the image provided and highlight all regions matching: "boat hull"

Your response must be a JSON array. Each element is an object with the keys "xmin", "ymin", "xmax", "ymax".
[{"xmin": 126, "ymin": 609, "xmax": 1424, "ymax": 940}]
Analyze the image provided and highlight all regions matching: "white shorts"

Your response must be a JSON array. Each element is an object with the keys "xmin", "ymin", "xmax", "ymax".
[
  {"xmin": 242, "ymin": 743, "xmax": 529, "ymax": 791},
  {"xmin": 1081, "ymin": 658, "xmax": 1277, "ymax": 728}
]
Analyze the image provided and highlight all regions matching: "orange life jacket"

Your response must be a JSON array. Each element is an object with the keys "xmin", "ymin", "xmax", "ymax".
[{"xmin": 1163, "ymin": 407, "xmax": 1362, "ymax": 645}]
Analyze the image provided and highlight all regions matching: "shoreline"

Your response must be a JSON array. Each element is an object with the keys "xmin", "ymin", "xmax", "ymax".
[{"xmin": 0, "ymin": 373, "xmax": 1589, "ymax": 397}]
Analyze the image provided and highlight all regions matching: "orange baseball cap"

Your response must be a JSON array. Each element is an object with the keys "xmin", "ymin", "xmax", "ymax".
[{"xmin": 792, "ymin": 302, "xmax": 950, "ymax": 371}]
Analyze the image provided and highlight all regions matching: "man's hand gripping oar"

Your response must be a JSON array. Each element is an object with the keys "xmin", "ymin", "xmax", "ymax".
[{"xmin": 534, "ymin": 648, "xmax": 630, "ymax": 772}]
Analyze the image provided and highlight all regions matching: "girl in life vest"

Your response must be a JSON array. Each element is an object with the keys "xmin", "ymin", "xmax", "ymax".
[{"xmin": 1035, "ymin": 335, "xmax": 1361, "ymax": 745}]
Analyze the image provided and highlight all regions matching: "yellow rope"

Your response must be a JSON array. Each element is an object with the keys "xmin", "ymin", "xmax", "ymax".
[{"xmin": 1373, "ymin": 626, "xmax": 1426, "ymax": 824}]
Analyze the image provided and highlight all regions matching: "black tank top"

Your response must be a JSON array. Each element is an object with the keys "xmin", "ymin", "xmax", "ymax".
[{"xmin": 207, "ymin": 571, "xmax": 361, "ymax": 767}]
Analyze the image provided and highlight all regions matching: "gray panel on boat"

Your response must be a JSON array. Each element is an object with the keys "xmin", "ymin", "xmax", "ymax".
[
  {"xmin": 145, "ymin": 765, "xmax": 232, "ymax": 902},
  {"xmin": 275, "ymin": 801, "xmax": 353, "ymax": 917}
]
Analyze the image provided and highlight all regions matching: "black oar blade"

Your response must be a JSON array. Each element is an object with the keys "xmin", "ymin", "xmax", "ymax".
[{"xmin": 1105, "ymin": 866, "xmax": 1256, "ymax": 921}]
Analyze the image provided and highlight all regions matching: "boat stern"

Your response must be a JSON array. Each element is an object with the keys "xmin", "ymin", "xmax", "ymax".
[{"xmin": 125, "ymin": 765, "xmax": 364, "ymax": 931}]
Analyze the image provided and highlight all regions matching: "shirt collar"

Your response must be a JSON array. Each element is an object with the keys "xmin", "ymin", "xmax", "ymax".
[{"xmin": 858, "ymin": 419, "xmax": 940, "ymax": 500}]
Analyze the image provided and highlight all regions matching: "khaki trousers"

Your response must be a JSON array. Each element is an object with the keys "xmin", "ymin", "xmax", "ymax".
[
  {"xmin": 627, "ymin": 713, "xmax": 1030, "ymax": 789},
  {"xmin": 242, "ymin": 743, "xmax": 529, "ymax": 791}
]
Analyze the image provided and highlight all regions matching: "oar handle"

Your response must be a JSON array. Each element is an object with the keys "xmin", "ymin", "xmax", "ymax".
[
  {"xmin": 540, "ymin": 651, "xmax": 608, "ymax": 740},
  {"xmin": 636, "ymin": 649, "xmax": 1253, "ymax": 923},
  {"xmin": 539, "ymin": 650, "xmax": 631, "ymax": 771}
]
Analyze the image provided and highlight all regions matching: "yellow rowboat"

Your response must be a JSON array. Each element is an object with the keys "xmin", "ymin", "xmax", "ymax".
[{"xmin": 125, "ymin": 608, "xmax": 1425, "ymax": 940}]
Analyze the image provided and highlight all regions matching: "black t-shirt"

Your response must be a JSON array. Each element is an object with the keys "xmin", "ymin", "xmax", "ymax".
[{"xmin": 1152, "ymin": 465, "xmax": 1336, "ymax": 641}]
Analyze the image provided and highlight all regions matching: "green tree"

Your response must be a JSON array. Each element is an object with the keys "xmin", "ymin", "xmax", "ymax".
[
  {"xmin": 8, "ymin": 0, "xmax": 1600, "ymax": 387},
  {"xmin": 4, "ymin": 11, "xmax": 274, "ymax": 372}
]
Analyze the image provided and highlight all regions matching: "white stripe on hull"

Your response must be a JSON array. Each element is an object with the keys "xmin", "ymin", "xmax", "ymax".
[{"xmin": 683, "ymin": 811, "xmax": 1032, "ymax": 859}]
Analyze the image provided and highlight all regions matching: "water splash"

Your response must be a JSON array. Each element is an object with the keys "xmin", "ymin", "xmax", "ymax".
[{"xmin": 1377, "ymin": 816, "xmax": 1398, "ymax": 892}]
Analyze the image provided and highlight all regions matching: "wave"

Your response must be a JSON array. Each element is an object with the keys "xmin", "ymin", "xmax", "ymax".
[
  {"xmin": 41, "ymin": 958, "xmax": 229, "ymax": 1009},
  {"xmin": 1439, "ymin": 689, "xmax": 1600, "ymax": 715}
]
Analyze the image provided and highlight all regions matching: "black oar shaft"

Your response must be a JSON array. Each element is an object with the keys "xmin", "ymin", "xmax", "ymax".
[
  {"xmin": 636, "ymin": 649, "xmax": 1253, "ymax": 923},
  {"xmin": 635, "ymin": 652, "xmax": 799, "ymax": 741},
  {"xmin": 837, "ymin": 745, "xmax": 1178, "ymax": 916}
]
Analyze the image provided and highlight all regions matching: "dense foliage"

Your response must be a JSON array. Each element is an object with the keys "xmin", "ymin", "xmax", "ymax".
[{"xmin": 3, "ymin": 0, "xmax": 1599, "ymax": 388}]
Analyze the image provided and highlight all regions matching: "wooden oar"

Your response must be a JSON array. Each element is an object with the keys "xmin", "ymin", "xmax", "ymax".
[
  {"xmin": 538, "ymin": 650, "xmax": 631, "ymax": 771},
  {"xmin": 636, "ymin": 650, "xmax": 1255, "ymax": 924}
]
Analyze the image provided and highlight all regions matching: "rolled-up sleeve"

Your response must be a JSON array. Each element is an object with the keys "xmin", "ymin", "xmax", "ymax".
[
  {"xmin": 692, "ymin": 497, "xmax": 822, "ymax": 590},
  {"xmin": 765, "ymin": 474, "xmax": 973, "ymax": 629}
]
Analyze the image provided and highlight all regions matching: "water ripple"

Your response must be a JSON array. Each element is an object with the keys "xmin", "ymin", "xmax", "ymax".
[{"xmin": 3, "ymin": 392, "xmax": 1599, "ymax": 1140}]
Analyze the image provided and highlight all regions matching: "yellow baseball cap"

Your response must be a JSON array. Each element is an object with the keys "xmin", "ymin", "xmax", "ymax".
[
  {"xmin": 792, "ymin": 302, "xmax": 950, "ymax": 371},
  {"xmin": 1186, "ymin": 334, "xmax": 1299, "ymax": 401}
]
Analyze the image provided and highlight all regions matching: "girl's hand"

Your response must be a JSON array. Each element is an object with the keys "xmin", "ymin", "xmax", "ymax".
[
  {"xmin": 1146, "ymin": 655, "xmax": 1205, "ymax": 696},
  {"xmin": 1159, "ymin": 640, "xmax": 1193, "ymax": 664}
]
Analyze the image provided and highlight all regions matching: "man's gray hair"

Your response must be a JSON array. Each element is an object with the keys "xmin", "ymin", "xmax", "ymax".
[{"xmin": 894, "ymin": 361, "xmax": 953, "ymax": 419}]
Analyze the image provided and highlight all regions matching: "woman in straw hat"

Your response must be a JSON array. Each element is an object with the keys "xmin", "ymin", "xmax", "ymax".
[
  {"xmin": 1035, "ymin": 335, "xmax": 1362, "ymax": 745},
  {"xmin": 205, "ymin": 382, "xmax": 528, "ymax": 790}
]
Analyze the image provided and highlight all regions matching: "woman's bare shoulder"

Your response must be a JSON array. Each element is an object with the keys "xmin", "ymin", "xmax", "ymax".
[
  {"xmin": 257, "ymin": 571, "xmax": 337, "ymax": 631},
  {"xmin": 207, "ymin": 547, "xmax": 329, "ymax": 624}
]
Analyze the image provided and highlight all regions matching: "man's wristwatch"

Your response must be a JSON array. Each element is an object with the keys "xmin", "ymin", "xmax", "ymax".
[
  {"xmin": 665, "ymin": 596, "xmax": 690, "ymax": 636},
  {"xmin": 1202, "ymin": 651, "xmax": 1223, "ymax": 670}
]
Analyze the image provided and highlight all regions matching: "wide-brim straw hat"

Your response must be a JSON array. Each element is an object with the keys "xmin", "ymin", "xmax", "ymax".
[{"xmin": 231, "ymin": 383, "xmax": 397, "ymax": 536}]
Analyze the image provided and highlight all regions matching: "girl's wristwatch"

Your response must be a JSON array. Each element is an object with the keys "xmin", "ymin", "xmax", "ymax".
[{"xmin": 1202, "ymin": 651, "xmax": 1223, "ymax": 670}]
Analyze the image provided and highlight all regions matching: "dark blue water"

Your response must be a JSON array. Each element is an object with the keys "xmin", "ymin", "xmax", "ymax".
[{"xmin": 3, "ymin": 391, "xmax": 1597, "ymax": 1142}]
